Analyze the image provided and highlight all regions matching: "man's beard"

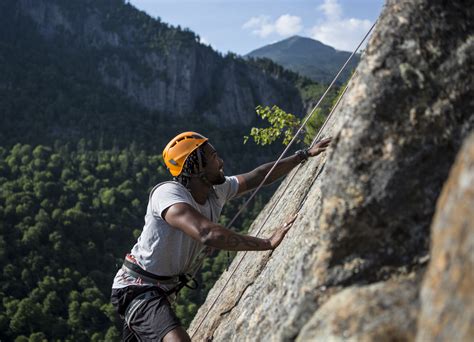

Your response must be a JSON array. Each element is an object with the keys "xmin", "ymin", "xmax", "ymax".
[{"xmin": 211, "ymin": 172, "xmax": 226, "ymax": 185}]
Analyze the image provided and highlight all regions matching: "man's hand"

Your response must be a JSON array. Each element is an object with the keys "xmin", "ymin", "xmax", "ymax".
[
  {"xmin": 307, "ymin": 137, "xmax": 332, "ymax": 157},
  {"xmin": 269, "ymin": 214, "xmax": 298, "ymax": 249}
]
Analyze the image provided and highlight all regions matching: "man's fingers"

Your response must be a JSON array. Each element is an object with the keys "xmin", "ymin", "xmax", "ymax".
[
  {"xmin": 318, "ymin": 137, "xmax": 332, "ymax": 147},
  {"xmin": 319, "ymin": 140, "xmax": 331, "ymax": 147},
  {"xmin": 282, "ymin": 224, "xmax": 292, "ymax": 234},
  {"xmin": 282, "ymin": 213, "xmax": 298, "ymax": 231},
  {"xmin": 285, "ymin": 213, "xmax": 298, "ymax": 225},
  {"xmin": 313, "ymin": 147, "xmax": 327, "ymax": 155},
  {"xmin": 272, "ymin": 214, "xmax": 298, "ymax": 248}
]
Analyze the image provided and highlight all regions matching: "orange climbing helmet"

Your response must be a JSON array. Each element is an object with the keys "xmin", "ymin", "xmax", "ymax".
[{"xmin": 162, "ymin": 132, "xmax": 208, "ymax": 176}]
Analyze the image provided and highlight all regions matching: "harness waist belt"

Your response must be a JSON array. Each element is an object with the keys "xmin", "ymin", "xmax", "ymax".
[{"xmin": 122, "ymin": 258, "xmax": 179, "ymax": 285}]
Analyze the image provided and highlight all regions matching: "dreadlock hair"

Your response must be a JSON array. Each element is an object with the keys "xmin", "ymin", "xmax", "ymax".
[{"xmin": 174, "ymin": 142, "xmax": 208, "ymax": 188}]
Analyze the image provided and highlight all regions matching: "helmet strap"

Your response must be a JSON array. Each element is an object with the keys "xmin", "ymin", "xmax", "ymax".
[
  {"xmin": 196, "ymin": 147, "xmax": 204, "ymax": 173},
  {"xmin": 196, "ymin": 150, "xmax": 213, "ymax": 186}
]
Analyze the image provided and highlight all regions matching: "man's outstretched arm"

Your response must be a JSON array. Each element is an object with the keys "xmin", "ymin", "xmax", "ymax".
[
  {"xmin": 163, "ymin": 203, "xmax": 296, "ymax": 251},
  {"xmin": 235, "ymin": 137, "xmax": 332, "ymax": 195}
]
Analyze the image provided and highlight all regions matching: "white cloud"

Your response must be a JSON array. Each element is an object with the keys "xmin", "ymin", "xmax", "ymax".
[
  {"xmin": 309, "ymin": 0, "xmax": 372, "ymax": 51},
  {"xmin": 275, "ymin": 15, "xmax": 303, "ymax": 36},
  {"xmin": 243, "ymin": 14, "xmax": 302, "ymax": 38},
  {"xmin": 242, "ymin": 15, "xmax": 274, "ymax": 38},
  {"xmin": 319, "ymin": 0, "xmax": 342, "ymax": 21}
]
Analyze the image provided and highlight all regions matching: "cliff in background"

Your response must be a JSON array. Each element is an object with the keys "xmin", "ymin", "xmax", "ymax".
[
  {"xmin": 13, "ymin": 0, "xmax": 303, "ymax": 127},
  {"xmin": 190, "ymin": 0, "xmax": 474, "ymax": 340}
]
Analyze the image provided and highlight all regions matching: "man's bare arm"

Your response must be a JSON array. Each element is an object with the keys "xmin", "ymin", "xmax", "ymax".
[
  {"xmin": 236, "ymin": 137, "xmax": 332, "ymax": 194},
  {"xmin": 163, "ymin": 203, "xmax": 295, "ymax": 251},
  {"xmin": 235, "ymin": 154, "xmax": 300, "ymax": 195}
]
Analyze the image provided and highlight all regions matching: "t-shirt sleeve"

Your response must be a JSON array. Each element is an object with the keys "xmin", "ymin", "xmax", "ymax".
[
  {"xmin": 150, "ymin": 182, "xmax": 195, "ymax": 219},
  {"xmin": 214, "ymin": 176, "xmax": 240, "ymax": 203}
]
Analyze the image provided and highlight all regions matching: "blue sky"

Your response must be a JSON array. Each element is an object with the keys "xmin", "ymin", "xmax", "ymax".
[{"xmin": 128, "ymin": 0, "xmax": 385, "ymax": 55}]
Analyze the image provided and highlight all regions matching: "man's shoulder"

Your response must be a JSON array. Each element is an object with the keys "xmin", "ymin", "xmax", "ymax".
[
  {"xmin": 148, "ymin": 180, "xmax": 195, "ymax": 217},
  {"xmin": 154, "ymin": 180, "xmax": 185, "ymax": 192},
  {"xmin": 150, "ymin": 180, "xmax": 192, "ymax": 201}
]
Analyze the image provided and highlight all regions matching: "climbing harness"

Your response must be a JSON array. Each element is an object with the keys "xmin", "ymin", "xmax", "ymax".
[
  {"xmin": 120, "ymin": 256, "xmax": 199, "ymax": 334},
  {"xmin": 190, "ymin": 19, "xmax": 378, "ymax": 339},
  {"xmin": 122, "ymin": 255, "xmax": 198, "ymax": 295}
]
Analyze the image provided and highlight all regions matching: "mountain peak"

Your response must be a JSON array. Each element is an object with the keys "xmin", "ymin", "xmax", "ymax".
[
  {"xmin": 246, "ymin": 36, "xmax": 359, "ymax": 84},
  {"xmin": 282, "ymin": 35, "xmax": 327, "ymax": 45}
]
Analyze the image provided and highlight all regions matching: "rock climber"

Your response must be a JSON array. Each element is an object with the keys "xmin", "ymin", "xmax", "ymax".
[{"xmin": 111, "ymin": 131, "xmax": 331, "ymax": 341}]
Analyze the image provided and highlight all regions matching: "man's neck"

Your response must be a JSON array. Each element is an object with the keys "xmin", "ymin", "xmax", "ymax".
[{"xmin": 188, "ymin": 178, "xmax": 212, "ymax": 204}]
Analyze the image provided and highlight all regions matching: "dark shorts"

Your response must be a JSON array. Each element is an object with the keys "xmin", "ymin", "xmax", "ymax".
[{"xmin": 111, "ymin": 286, "xmax": 181, "ymax": 341}]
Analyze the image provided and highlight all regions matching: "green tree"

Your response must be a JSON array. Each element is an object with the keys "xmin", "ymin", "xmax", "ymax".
[{"xmin": 244, "ymin": 105, "xmax": 301, "ymax": 146}]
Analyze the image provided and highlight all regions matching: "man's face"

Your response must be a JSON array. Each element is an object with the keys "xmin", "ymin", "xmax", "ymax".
[{"xmin": 203, "ymin": 143, "xmax": 226, "ymax": 185}]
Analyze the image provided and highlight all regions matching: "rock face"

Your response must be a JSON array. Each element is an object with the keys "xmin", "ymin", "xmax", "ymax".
[
  {"xmin": 416, "ymin": 134, "xmax": 474, "ymax": 341},
  {"xmin": 14, "ymin": 0, "xmax": 303, "ymax": 126},
  {"xmin": 297, "ymin": 276, "xmax": 421, "ymax": 341},
  {"xmin": 189, "ymin": 0, "xmax": 473, "ymax": 340}
]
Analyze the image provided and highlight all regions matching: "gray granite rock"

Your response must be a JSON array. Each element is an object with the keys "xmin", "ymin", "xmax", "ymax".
[{"xmin": 297, "ymin": 275, "xmax": 421, "ymax": 342}]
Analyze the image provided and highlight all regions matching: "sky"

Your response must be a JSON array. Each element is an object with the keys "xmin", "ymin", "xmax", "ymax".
[{"xmin": 128, "ymin": 0, "xmax": 385, "ymax": 55}]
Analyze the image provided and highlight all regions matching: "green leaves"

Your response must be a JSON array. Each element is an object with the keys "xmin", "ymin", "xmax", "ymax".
[
  {"xmin": 244, "ymin": 105, "xmax": 301, "ymax": 146},
  {"xmin": 245, "ymin": 76, "xmax": 349, "ymax": 148}
]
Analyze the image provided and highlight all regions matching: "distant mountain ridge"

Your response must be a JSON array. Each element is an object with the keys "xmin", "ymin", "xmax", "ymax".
[
  {"xmin": 0, "ymin": 0, "xmax": 313, "ymax": 150},
  {"xmin": 246, "ymin": 36, "xmax": 360, "ymax": 84}
]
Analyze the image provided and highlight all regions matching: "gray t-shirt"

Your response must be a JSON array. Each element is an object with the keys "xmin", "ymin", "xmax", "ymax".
[{"xmin": 112, "ymin": 176, "xmax": 239, "ymax": 291}]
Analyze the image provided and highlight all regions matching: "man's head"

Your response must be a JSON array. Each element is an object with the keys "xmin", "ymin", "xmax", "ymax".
[{"xmin": 162, "ymin": 132, "xmax": 225, "ymax": 186}]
